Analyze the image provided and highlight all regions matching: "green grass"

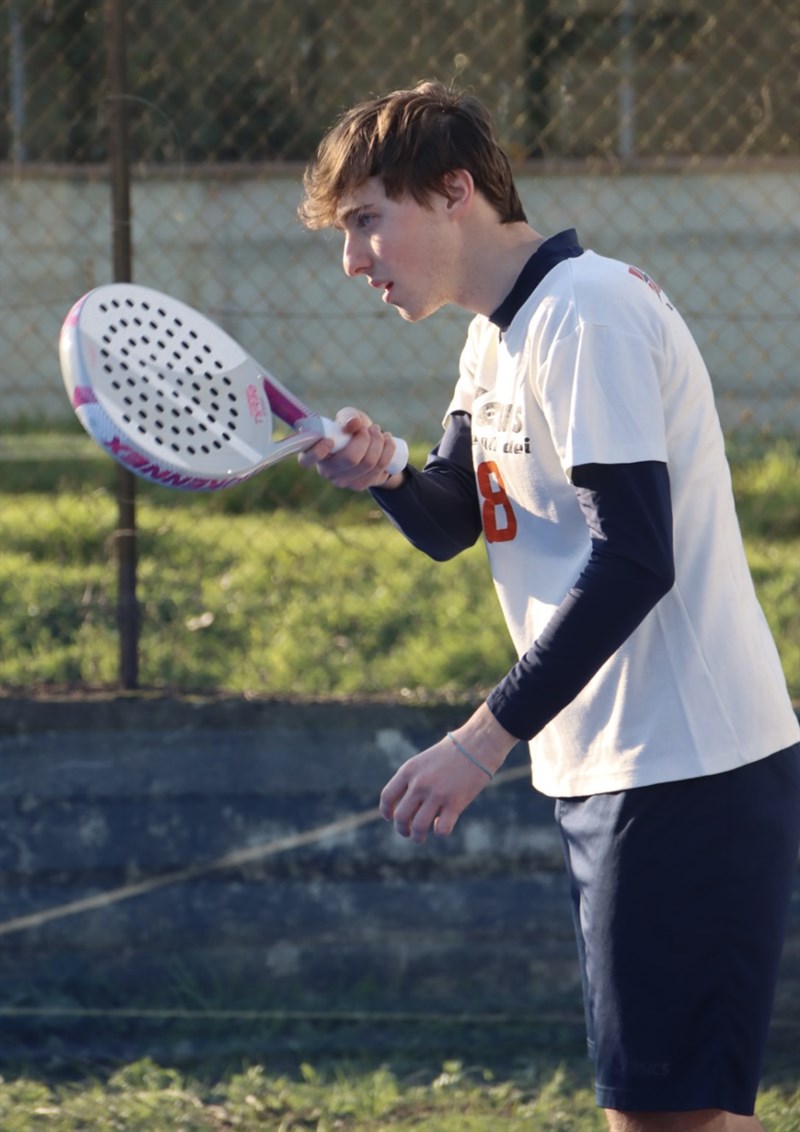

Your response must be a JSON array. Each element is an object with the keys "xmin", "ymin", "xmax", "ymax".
[
  {"xmin": 0, "ymin": 496, "xmax": 513, "ymax": 695},
  {"xmin": 0, "ymin": 1057, "xmax": 797, "ymax": 1131},
  {"xmin": 0, "ymin": 438, "xmax": 797, "ymax": 701},
  {"xmin": 728, "ymin": 442, "xmax": 800, "ymax": 703},
  {"xmin": 0, "ymin": 439, "xmax": 517, "ymax": 696}
]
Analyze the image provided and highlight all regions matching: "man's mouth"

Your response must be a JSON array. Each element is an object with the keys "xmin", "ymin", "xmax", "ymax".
[{"xmin": 370, "ymin": 280, "xmax": 393, "ymax": 302}]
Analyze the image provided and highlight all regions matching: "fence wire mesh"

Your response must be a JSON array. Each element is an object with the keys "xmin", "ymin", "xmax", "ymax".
[{"xmin": 1, "ymin": 0, "xmax": 798, "ymax": 695}]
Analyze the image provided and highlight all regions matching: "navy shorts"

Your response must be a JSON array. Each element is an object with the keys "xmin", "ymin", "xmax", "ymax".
[{"xmin": 555, "ymin": 743, "xmax": 800, "ymax": 1115}]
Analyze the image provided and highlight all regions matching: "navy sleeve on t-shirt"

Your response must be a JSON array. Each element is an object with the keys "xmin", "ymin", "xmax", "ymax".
[{"xmin": 372, "ymin": 412, "xmax": 675, "ymax": 741}]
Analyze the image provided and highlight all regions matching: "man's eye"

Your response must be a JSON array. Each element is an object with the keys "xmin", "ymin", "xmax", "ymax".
[{"xmin": 356, "ymin": 212, "xmax": 375, "ymax": 230}]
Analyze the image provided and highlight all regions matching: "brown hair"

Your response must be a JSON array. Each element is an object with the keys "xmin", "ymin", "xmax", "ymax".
[{"xmin": 298, "ymin": 80, "xmax": 526, "ymax": 230}]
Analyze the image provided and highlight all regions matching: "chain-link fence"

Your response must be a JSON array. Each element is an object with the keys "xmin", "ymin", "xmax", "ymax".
[{"xmin": 1, "ymin": 0, "xmax": 798, "ymax": 694}]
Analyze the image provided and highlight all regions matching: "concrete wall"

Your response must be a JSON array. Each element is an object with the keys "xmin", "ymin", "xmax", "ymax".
[
  {"xmin": 0, "ymin": 695, "xmax": 797, "ymax": 1067},
  {"xmin": 1, "ymin": 167, "xmax": 798, "ymax": 437}
]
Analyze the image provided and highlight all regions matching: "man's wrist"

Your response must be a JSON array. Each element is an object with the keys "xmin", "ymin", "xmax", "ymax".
[
  {"xmin": 375, "ymin": 468, "xmax": 407, "ymax": 491},
  {"xmin": 451, "ymin": 703, "xmax": 520, "ymax": 777}
]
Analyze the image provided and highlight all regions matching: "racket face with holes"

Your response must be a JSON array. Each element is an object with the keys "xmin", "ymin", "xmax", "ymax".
[{"xmin": 59, "ymin": 284, "xmax": 312, "ymax": 491}]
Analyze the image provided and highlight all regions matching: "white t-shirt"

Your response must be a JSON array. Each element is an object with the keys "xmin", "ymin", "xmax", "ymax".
[{"xmin": 448, "ymin": 250, "xmax": 799, "ymax": 797}]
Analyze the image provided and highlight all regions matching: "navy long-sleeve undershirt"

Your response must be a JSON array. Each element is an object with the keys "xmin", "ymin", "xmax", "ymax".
[{"xmin": 371, "ymin": 412, "xmax": 675, "ymax": 741}]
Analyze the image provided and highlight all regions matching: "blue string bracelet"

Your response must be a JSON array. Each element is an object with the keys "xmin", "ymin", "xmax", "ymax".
[{"xmin": 447, "ymin": 731, "xmax": 494, "ymax": 780}]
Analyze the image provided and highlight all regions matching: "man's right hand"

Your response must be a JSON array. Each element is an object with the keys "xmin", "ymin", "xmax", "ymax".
[{"xmin": 298, "ymin": 407, "xmax": 405, "ymax": 491}]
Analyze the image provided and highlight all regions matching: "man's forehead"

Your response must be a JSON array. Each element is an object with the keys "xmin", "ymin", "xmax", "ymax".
[{"xmin": 335, "ymin": 180, "xmax": 384, "ymax": 225}]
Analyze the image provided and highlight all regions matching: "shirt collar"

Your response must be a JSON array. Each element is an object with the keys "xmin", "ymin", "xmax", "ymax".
[{"xmin": 489, "ymin": 228, "xmax": 584, "ymax": 331}]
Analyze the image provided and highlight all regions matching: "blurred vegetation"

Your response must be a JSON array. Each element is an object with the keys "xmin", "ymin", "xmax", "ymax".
[
  {"xmin": 0, "ymin": 437, "xmax": 797, "ymax": 702},
  {"xmin": 3, "ymin": 0, "xmax": 797, "ymax": 165},
  {"xmin": 0, "ymin": 1055, "xmax": 798, "ymax": 1131}
]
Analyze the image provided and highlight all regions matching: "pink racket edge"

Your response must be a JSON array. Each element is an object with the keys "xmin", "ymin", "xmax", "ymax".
[
  {"xmin": 261, "ymin": 372, "xmax": 310, "ymax": 429},
  {"xmin": 73, "ymin": 400, "xmax": 326, "ymax": 492}
]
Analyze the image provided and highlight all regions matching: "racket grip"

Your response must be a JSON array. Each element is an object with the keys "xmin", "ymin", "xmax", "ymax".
[
  {"xmin": 388, "ymin": 437, "xmax": 409, "ymax": 475},
  {"xmin": 322, "ymin": 420, "xmax": 408, "ymax": 476}
]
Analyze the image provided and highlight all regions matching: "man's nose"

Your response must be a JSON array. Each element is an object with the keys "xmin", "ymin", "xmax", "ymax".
[{"xmin": 342, "ymin": 233, "xmax": 369, "ymax": 278}]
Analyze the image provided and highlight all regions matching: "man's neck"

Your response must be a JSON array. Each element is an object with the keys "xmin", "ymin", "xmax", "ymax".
[{"xmin": 455, "ymin": 218, "xmax": 545, "ymax": 317}]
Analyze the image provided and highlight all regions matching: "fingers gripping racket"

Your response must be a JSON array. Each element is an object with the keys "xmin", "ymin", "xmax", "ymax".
[{"xmin": 59, "ymin": 283, "xmax": 408, "ymax": 491}]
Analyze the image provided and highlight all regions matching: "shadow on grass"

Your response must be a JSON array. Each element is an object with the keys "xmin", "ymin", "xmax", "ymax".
[{"xmin": 0, "ymin": 1011, "xmax": 797, "ymax": 1096}]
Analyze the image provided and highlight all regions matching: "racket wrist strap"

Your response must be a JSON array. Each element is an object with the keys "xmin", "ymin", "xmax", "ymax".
[{"xmin": 447, "ymin": 732, "xmax": 494, "ymax": 781}]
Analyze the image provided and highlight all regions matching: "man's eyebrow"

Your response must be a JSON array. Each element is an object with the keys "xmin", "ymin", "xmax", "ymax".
[{"xmin": 335, "ymin": 203, "xmax": 373, "ymax": 230}]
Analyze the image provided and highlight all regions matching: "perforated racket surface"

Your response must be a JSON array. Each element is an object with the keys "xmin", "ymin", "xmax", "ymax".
[{"xmin": 59, "ymin": 283, "xmax": 407, "ymax": 490}]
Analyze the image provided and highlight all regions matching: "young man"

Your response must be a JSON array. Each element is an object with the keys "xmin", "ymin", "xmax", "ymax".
[{"xmin": 296, "ymin": 81, "xmax": 800, "ymax": 1130}]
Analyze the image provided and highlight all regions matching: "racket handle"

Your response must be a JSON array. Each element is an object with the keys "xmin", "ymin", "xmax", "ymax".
[
  {"xmin": 387, "ymin": 437, "xmax": 409, "ymax": 475},
  {"xmin": 322, "ymin": 420, "xmax": 408, "ymax": 476}
]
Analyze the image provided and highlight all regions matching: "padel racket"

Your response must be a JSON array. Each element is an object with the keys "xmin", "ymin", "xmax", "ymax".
[{"xmin": 59, "ymin": 283, "xmax": 408, "ymax": 491}]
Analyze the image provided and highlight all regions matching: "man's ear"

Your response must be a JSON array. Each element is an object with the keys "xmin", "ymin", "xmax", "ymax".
[{"xmin": 440, "ymin": 169, "xmax": 474, "ymax": 215}]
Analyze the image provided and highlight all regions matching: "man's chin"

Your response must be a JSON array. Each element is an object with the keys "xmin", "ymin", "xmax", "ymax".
[{"xmin": 396, "ymin": 303, "xmax": 434, "ymax": 323}]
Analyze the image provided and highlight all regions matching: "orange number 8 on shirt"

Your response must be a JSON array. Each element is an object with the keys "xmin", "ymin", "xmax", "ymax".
[{"xmin": 477, "ymin": 460, "xmax": 518, "ymax": 543}]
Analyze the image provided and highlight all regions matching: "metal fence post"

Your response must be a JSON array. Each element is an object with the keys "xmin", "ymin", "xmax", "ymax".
[{"xmin": 107, "ymin": 0, "xmax": 138, "ymax": 689}]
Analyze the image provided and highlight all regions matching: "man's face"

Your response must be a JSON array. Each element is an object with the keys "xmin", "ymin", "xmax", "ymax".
[{"xmin": 335, "ymin": 178, "xmax": 458, "ymax": 322}]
